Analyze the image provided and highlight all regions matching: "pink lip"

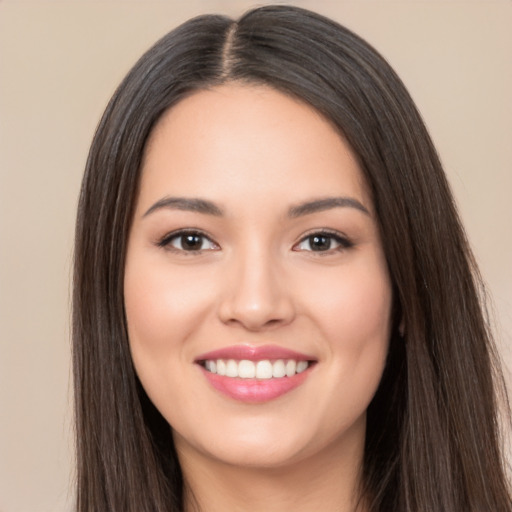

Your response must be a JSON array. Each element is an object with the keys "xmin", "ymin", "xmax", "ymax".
[
  {"xmin": 195, "ymin": 344, "xmax": 315, "ymax": 362},
  {"xmin": 195, "ymin": 344, "xmax": 316, "ymax": 404},
  {"xmin": 200, "ymin": 367, "xmax": 311, "ymax": 403}
]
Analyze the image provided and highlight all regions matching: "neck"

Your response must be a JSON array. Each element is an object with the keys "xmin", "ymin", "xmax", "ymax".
[{"xmin": 178, "ymin": 423, "xmax": 368, "ymax": 512}]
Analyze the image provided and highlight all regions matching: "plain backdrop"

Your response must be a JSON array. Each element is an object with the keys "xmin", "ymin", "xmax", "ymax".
[{"xmin": 0, "ymin": 1, "xmax": 511, "ymax": 511}]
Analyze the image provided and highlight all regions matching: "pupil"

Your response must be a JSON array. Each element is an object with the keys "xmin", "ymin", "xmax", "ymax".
[
  {"xmin": 183, "ymin": 234, "xmax": 202, "ymax": 250},
  {"xmin": 310, "ymin": 235, "xmax": 330, "ymax": 251}
]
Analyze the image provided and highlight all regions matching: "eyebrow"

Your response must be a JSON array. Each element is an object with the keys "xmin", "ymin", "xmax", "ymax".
[
  {"xmin": 143, "ymin": 197, "xmax": 224, "ymax": 217},
  {"xmin": 143, "ymin": 195, "xmax": 370, "ymax": 218},
  {"xmin": 287, "ymin": 197, "xmax": 370, "ymax": 218}
]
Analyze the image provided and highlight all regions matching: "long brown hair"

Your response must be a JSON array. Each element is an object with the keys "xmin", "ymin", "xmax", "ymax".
[{"xmin": 73, "ymin": 5, "xmax": 511, "ymax": 511}]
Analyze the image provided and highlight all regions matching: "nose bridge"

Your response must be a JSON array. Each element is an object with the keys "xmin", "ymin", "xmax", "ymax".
[{"xmin": 218, "ymin": 238, "xmax": 294, "ymax": 330}]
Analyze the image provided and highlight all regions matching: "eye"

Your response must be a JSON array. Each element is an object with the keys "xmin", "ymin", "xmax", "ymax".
[
  {"xmin": 158, "ymin": 230, "xmax": 219, "ymax": 253},
  {"xmin": 293, "ymin": 231, "xmax": 353, "ymax": 253}
]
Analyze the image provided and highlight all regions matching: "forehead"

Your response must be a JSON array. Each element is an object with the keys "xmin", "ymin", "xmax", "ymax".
[{"xmin": 138, "ymin": 83, "xmax": 370, "ymax": 213}]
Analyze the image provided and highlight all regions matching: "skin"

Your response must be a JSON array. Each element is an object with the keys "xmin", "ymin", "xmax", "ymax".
[{"xmin": 124, "ymin": 84, "xmax": 393, "ymax": 511}]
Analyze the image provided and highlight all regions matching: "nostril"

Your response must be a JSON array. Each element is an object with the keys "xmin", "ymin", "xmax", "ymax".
[{"xmin": 222, "ymin": 316, "xmax": 287, "ymax": 331}]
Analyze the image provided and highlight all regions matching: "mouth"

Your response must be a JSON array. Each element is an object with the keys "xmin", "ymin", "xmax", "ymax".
[{"xmin": 195, "ymin": 345, "xmax": 317, "ymax": 403}]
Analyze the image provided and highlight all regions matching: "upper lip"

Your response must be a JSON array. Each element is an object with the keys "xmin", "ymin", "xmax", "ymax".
[{"xmin": 195, "ymin": 344, "xmax": 316, "ymax": 362}]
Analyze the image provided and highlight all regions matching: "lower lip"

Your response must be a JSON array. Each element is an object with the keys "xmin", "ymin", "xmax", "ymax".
[{"xmin": 199, "ymin": 366, "xmax": 312, "ymax": 403}]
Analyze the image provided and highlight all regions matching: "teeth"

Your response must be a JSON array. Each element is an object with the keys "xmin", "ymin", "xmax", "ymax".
[
  {"xmin": 272, "ymin": 360, "xmax": 286, "ymax": 378},
  {"xmin": 203, "ymin": 358, "xmax": 311, "ymax": 379},
  {"xmin": 296, "ymin": 360, "xmax": 308, "ymax": 373},
  {"xmin": 256, "ymin": 360, "xmax": 273, "ymax": 379},
  {"xmin": 217, "ymin": 359, "xmax": 226, "ymax": 376},
  {"xmin": 205, "ymin": 360, "xmax": 216, "ymax": 373},
  {"xmin": 226, "ymin": 359, "xmax": 238, "ymax": 377},
  {"xmin": 285, "ymin": 360, "xmax": 296, "ymax": 377},
  {"xmin": 238, "ymin": 360, "xmax": 255, "ymax": 379}
]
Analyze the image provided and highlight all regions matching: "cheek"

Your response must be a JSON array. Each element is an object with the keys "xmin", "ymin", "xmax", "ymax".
[
  {"xmin": 123, "ymin": 258, "xmax": 224, "ymax": 413},
  {"xmin": 303, "ymin": 258, "xmax": 392, "ymax": 351},
  {"xmin": 124, "ymin": 259, "xmax": 214, "ymax": 352},
  {"xmin": 123, "ymin": 257, "xmax": 219, "ymax": 423},
  {"xmin": 299, "ymin": 255, "xmax": 392, "ymax": 413}
]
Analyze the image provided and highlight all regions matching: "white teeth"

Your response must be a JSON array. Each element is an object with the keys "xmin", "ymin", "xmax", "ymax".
[
  {"xmin": 285, "ymin": 360, "xmax": 296, "ymax": 377},
  {"xmin": 256, "ymin": 360, "xmax": 273, "ymax": 379},
  {"xmin": 203, "ymin": 358, "xmax": 311, "ymax": 379},
  {"xmin": 296, "ymin": 360, "xmax": 308, "ymax": 373},
  {"xmin": 205, "ymin": 360, "xmax": 216, "ymax": 373},
  {"xmin": 226, "ymin": 359, "xmax": 238, "ymax": 377},
  {"xmin": 272, "ymin": 359, "xmax": 286, "ymax": 378},
  {"xmin": 216, "ymin": 359, "xmax": 226, "ymax": 376},
  {"xmin": 238, "ymin": 360, "xmax": 256, "ymax": 379}
]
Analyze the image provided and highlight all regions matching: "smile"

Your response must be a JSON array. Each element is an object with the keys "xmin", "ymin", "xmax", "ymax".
[
  {"xmin": 195, "ymin": 345, "xmax": 316, "ymax": 403},
  {"xmin": 203, "ymin": 359, "xmax": 309, "ymax": 379}
]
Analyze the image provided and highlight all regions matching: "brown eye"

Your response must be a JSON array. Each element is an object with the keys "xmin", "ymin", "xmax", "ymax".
[
  {"xmin": 159, "ymin": 230, "xmax": 218, "ymax": 252},
  {"xmin": 307, "ymin": 235, "xmax": 332, "ymax": 251},
  {"xmin": 178, "ymin": 233, "xmax": 205, "ymax": 251},
  {"xmin": 294, "ymin": 231, "xmax": 352, "ymax": 253}
]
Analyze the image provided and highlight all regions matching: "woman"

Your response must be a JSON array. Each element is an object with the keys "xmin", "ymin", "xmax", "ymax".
[{"xmin": 73, "ymin": 5, "xmax": 511, "ymax": 511}]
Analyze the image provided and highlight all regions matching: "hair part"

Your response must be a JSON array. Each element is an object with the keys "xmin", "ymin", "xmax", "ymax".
[{"xmin": 73, "ymin": 5, "xmax": 511, "ymax": 511}]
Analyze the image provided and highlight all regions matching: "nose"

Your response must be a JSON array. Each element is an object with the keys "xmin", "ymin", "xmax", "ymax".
[{"xmin": 217, "ymin": 247, "xmax": 296, "ymax": 331}]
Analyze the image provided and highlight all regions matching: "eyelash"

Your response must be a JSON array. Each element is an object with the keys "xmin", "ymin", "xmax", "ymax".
[
  {"xmin": 293, "ymin": 229, "xmax": 354, "ymax": 253},
  {"xmin": 157, "ymin": 229, "xmax": 218, "ymax": 254},
  {"xmin": 156, "ymin": 229, "xmax": 353, "ymax": 254}
]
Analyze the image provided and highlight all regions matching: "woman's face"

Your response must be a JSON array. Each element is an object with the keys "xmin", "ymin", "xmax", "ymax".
[{"xmin": 124, "ymin": 84, "xmax": 392, "ymax": 469}]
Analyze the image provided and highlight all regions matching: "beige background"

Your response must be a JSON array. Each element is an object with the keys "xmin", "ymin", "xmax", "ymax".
[{"xmin": 0, "ymin": 1, "xmax": 510, "ymax": 511}]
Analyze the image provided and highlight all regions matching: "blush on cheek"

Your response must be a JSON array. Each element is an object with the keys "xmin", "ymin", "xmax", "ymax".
[
  {"xmin": 124, "ymin": 263, "xmax": 217, "ymax": 358},
  {"xmin": 312, "ymin": 277, "xmax": 391, "ymax": 347}
]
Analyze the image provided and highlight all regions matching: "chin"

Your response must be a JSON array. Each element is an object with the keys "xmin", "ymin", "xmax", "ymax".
[
  {"xmin": 200, "ymin": 437, "xmax": 310, "ymax": 469},
  {"xmin": 173, "ymin": 410, "xmax": 366, "ymax": 472}
]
